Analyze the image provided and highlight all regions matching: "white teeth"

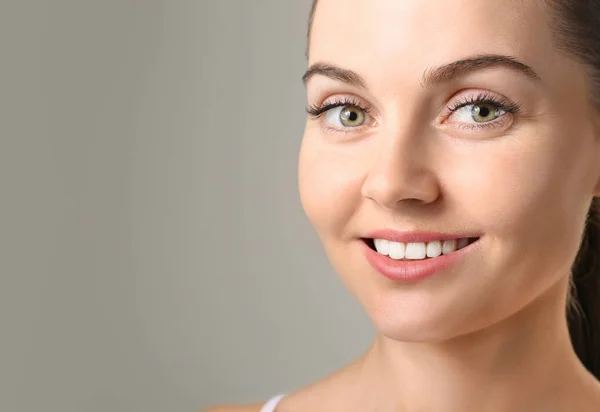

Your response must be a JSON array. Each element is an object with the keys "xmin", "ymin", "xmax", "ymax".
[
  {"xmin": 426, "ymin": 240, "xmax": 442, "ymax": 258},
  {"xmin": 405, "ymin": 242, "xmax": 426, "ymax": 259},
  {"xmin": 388, "ymin": 240, "xmax": 405, "ymax": 259},
  {"xmin": 374, "ymin": 239, "xmax": 390, "ymax": 256},
  {"xmin": 442, "ymin": 239, "xmax": 457, "ymax": 255},
  {"xmin": 372, "ymin": 238, "xmax": 475, "ymax": 260}
]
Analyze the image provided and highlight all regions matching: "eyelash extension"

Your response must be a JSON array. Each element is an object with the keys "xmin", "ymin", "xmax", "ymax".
[
  {"xmin": 306, "ymin": 96, "xmax": 372, "ymax": 118},
  {"xmin": 305, "ymin": 91, "xmax": 521, "ymax": 131},
  {"xmin": 446, "ymin": 90, "xmax": 522, "ymax": 116}
]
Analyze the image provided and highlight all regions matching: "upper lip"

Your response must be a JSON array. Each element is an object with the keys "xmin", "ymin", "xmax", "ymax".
[{"xmin": 363, "ymin": 229, "xmax": 481, "ymax": 243}]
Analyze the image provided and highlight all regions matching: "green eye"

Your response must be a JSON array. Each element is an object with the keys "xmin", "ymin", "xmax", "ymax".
[
  {"xmin": 471, "ymin": 103, "xmax": 502, "ymax": 123},
  {"xmin": 325, "ymin": 105, "xmax": 367, "ymax": 127}
]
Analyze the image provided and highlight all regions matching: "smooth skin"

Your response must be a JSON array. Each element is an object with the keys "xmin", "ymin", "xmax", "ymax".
[{"xmin": 205, "ymin": 0, "xmax": 600, "ymax": 411}]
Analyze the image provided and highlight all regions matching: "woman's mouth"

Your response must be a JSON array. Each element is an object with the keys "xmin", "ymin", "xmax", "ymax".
[
  {"xmin": 360, "ymin": 236, "xmax": 482, "ymax": 282},
  {"xmin": 362, "ymin": 237, "xmax": 480, "ymax": 261}
]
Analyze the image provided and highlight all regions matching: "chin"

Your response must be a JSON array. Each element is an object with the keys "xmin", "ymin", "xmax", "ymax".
[{"xmin": 361, "ymin": 290, "xmax": 484, "ymax": 343}]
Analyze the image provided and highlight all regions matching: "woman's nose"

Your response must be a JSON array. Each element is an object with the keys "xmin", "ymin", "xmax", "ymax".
[{"xmin": 360, "ymin": 133, "xmax": 440, "ymax": 210}]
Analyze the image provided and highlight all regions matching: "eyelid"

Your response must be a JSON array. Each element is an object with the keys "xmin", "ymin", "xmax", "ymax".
[
  {"xmin": 442, "ymin": 90, "xmax": 521, "ymax": 117},
  {"xmin": 308, "ymin": 90, "xmax": 521, "ymax": 135},
  {"xmin": 442, "ymin": 90, "xmax": 521, "ymax": 133},
  {"xmin": 307, "ymin": 94, "xmax": 376, "ymax": 119},
  {"xmin": 306, "ymin": 95, "xmax": 378, "ymax": 138}
]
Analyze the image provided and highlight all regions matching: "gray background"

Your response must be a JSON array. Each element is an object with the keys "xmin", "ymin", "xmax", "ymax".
[{"xmin": 0, "ymin": 1, "xmax": 374, "ymax": 411}]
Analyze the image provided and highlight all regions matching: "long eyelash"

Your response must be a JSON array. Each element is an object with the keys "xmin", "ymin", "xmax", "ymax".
[
  {"xmin": 305, "ymin": 92, "xmax": 520, "ymax": 130},
  {"xmin": 447, "ymin": 90, "xmax": 521, "ymax": 115},
  {"xmin": 306, "ymin": 97, "xmax": 371, "ymax": 118}
]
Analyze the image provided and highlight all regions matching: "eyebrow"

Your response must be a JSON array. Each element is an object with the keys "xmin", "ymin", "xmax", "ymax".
[{"xmin": 301, "ymin": 54, "xmax": 542, "ymax": 89}]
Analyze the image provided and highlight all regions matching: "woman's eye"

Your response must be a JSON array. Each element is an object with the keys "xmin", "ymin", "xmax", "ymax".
[
  {"xmin": 450, "ymin": 102, "xmax": 506, "ymax": 124},
  {"xmin": 325, "ymin": 105, "xmax": 367, "ymax": 128}
]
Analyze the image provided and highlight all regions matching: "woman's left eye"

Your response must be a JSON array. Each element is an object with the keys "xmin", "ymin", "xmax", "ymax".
[{"xmin": 449, "ymin": 102, "xmax": 506, "ymax": 124}]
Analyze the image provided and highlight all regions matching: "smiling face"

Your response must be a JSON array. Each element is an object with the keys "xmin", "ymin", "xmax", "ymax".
[{"xmin": 299, "ymin": 0, "xmax": 600, "ymax": 341}]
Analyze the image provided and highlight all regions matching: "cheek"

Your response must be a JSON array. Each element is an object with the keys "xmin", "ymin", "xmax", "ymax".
[
  {"xmin": 449, "ymin": 128, "xmax": 589, "ymax": 279},
  {"xmin": 298, "ymin": 136, "xmax": 366, "ymax": 237},
  {"xmin": 454, "ymin": 145, "xmax": 557, "ymax": 237}
]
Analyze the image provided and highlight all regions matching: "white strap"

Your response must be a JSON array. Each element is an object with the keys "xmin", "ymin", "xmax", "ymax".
[{"xmin": 259, "ymin": 394, "xmax": 286, "ymax": 412}]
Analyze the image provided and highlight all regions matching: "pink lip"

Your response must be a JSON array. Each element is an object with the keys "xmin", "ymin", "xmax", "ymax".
[
  {"xmin": 361, "ymin": 236, "xmax": 482, "ymax": 282},
  {"xmin": 364, "ymin": 229, "xmax": 480, "ymax": 243}
]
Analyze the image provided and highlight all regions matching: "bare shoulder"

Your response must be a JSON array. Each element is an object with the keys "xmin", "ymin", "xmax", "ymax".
[
  {"xmin": 200, "ymin": 401, "xmax": 264, "ymax": 412},
  {"xmin": 201, "ymin": 361, "xmax": 361, "ymax": 412}
]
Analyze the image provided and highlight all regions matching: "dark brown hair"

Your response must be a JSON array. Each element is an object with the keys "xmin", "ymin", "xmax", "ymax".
[{"xmin": 306, "ymin": 0, "xmax": 600, "ymax": 380}]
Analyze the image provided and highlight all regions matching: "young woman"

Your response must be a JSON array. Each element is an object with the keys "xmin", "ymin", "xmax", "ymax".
[{"xmin": 205, "ymin": 0, "xmax": 600, "ymax": 410}]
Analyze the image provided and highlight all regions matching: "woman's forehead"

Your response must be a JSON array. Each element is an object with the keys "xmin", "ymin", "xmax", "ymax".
[{"xmin": 309, "ymin": 0, "xmax": 556, "ymax": 76}]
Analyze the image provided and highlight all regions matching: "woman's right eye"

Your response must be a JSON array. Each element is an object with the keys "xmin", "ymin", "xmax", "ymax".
[{"xmin": 324, "ymin": 104, "xmax": 368, "ymax": 128}]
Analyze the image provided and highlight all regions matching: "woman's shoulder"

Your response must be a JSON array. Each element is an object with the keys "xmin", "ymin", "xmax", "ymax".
[
  {"xmin": 200, "ymin": 402, "xmax": 265, "ymax": 412},
  {"xmin": 199, "ymin": 380, "xmax": 335, "ymax": 412},
  {"xmin": 202, "ymin": 361, "xmax": 359, "ymax": 412}
]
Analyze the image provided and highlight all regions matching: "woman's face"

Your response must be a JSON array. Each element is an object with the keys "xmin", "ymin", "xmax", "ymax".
[{"xmin": 299, "ymin": 0, "xmax": 600, "ymax": 341}]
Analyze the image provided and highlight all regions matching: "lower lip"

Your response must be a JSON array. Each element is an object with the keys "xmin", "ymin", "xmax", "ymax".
[{"xmin": 362, "ymin": 238, "xmax": 481, "ymax": 282}]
